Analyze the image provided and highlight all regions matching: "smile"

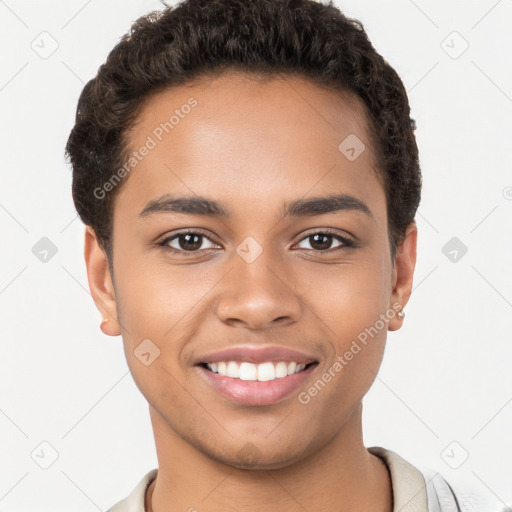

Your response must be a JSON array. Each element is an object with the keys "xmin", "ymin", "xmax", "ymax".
[
  {"xmin": 205, "ymin": 360, "xmax": 311, "ymax": 381},
  {"xmin": 196, "ymin": 361, "xmax": 319, "ymax": 406}
]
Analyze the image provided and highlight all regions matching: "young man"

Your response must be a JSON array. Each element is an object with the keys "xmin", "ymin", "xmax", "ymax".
[{"xmin": 65, "ymin": 0, "xmax": 475, "ymax": 510}]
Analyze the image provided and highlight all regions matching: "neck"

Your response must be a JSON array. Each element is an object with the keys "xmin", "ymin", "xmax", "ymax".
[{"xmin": 146, "ymin": 404, "xmax": 392, "ymax": 512}]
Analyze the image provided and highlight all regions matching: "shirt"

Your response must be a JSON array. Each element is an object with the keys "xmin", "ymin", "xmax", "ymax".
[{"xmin": 105, "ymin": 446, "xmax": 472, "ymax": 512}]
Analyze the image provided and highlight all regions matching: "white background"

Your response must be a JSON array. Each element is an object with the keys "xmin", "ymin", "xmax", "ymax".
[{"xmin": 0, "ymin": 0, "xmax": 511, "ymax": 510}]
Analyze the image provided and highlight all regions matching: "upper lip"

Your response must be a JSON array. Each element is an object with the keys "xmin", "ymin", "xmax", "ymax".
[{"xmin": 194, "ymin": 345, "xmax": 319, "ymax": 366}]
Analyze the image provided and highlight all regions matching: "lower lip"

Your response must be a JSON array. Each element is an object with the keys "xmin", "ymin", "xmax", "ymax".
[{"xmin": 195, "ymin": 364, "xmax": 318, "ymax": 406}]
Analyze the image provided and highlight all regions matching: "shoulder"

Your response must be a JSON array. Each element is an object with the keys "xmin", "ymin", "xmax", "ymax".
[
  {"xmin": 369, "ymin": 445, "xmax": 430, "ymax": 511},
  {"xmin": 368, "ymin": 446, "xmax": 495, "ymax": 512},
  {"xmin": 105, "ymin": 469, "xmax": 158, "ymax": 512}
]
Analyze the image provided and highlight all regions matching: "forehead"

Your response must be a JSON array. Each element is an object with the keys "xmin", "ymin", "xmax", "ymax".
[
  {"xmin": 131, "ymin": 71, "xmax": 375, "ymax": 158},
  {"xmin": 116, "ymin": 71, "xmax": 385, "ymax": 221}
]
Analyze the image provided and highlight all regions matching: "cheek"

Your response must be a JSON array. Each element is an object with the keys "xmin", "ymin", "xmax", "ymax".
[
  {"xmin": 114, "ymin": 254, "xmax": 213, "ymax": 340},
  {"xmin": 113, "ymin": 256, "xmax": 221, "ymax": 396},
  {"xmin": 298, "ymin": 252, "xmax": 392, "ymax": 337},
  {"xmin": 296, "ymin": 255, "xmax": 391, "ymax": 400}
]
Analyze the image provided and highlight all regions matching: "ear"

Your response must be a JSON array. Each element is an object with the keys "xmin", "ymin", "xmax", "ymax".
[
  {"xmin": 388, "ymin": 221, "xmax": 417, "ymax": 331},
  {"xmin": 84, "ymin": 226, "xmax": 121, "ymax": 336}
]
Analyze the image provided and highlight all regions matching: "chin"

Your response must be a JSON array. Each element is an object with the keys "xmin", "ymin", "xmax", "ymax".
[{"xmin": 205, "ymin": 442, "xmax": 307, "ymax": 471}]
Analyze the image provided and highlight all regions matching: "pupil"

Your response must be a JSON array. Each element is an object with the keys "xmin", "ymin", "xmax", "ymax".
[
  {"xmin": 180, "ymin": 233, "xmax": 201, "ymax": 251},
  {"xmin": 311, "ymin": 233, "xmax": 331, "ymax": 250}
]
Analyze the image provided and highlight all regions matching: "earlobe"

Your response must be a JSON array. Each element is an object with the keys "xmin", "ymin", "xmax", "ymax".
[
  {"xmin": 387, "ymin": 221, "xmax": 418, "ymax": 332},
  {"xmin": 84, "ymin": 226, "xmax": 121, "ymax": 336},
  {"xmin": 100, "ymin": 317, "xmax": 113, "ymax": 335}
]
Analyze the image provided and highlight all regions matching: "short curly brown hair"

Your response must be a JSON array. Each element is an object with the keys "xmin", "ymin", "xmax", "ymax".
[{"xmin": 65, "ymin": 0, "xmax": 421, "ymax": 265}]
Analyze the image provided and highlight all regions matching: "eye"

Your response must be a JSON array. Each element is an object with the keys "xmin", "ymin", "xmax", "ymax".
[
  {"xmin": 157, "ymin": 230, "xmax": 219, "ymax": 254},
  {"xmin": 294, "ymin": 230, "xmax": 355, "ymax": 252},
  {"xmin": 156, "ymin": 228, "xmax": 356, "ymax": 256}
]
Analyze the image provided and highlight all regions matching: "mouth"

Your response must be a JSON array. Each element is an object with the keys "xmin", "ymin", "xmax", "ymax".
[
  {"xmin": 195, "ymin": 360, "xmax": 319, "ymax": 406},
  {"xmin": 198, "ymin": 360, "xmax": 318, "ymax": 380}
]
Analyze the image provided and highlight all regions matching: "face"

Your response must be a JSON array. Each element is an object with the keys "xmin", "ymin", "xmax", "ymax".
[{"xmin": 86, "ymin": 71, "xmax": 416, "ymax": 470}]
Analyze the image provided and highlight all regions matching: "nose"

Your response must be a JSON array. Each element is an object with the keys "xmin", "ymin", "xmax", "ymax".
[{"xmin": 215, "ymin": 246, "xmax": 302, "ymax": 330}]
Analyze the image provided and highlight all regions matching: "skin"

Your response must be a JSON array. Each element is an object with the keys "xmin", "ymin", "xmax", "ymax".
[{"xmin": 85, "ymin": 71, "xmax": 417, "ymax": 512}]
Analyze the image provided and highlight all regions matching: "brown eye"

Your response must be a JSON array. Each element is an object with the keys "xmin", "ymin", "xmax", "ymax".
[
  {"xmin": 295, "ymin": 230, "xmax": 354, "ymax": 252},
  {"xmin": 176, "ymin": 233, "xmax": 203, "ymax": 251},
  {"xmin": 158, "ymin": 230, "xmax": 218, "ymax": 254},
  {"xmin": 309, "ymin": 233, "xmax": 335, "ymax": 251}
]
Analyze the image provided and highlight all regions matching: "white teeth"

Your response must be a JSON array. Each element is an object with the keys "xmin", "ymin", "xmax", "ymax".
[
  {"xmin": 205, "ymin": 360, "xmax": 311, "ymax": 381},
  {"xmin": 275, "ymin": 362, "xmax": 288, "ymax": 378},
  {"xmin": 226, "ymin": 361, "xmax": 239, "ymax": 378},
  {"xmin": 257, "ymin": 362, "xmax": 275, "ymax": 381},
  {"xmin": 239, "ymin": 362, "xmax": 258, "ymax": 380}
]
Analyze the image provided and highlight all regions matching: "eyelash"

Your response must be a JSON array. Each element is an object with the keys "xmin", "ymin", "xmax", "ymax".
[{"xmin": 156, "ymin": 228, "xmax": 356, "ymax": 256}]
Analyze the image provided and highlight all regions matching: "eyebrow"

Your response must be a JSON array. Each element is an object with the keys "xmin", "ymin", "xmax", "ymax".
[{"xmin": 139, "ymin": 193, "xmax": 374, "ymax": 220}]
